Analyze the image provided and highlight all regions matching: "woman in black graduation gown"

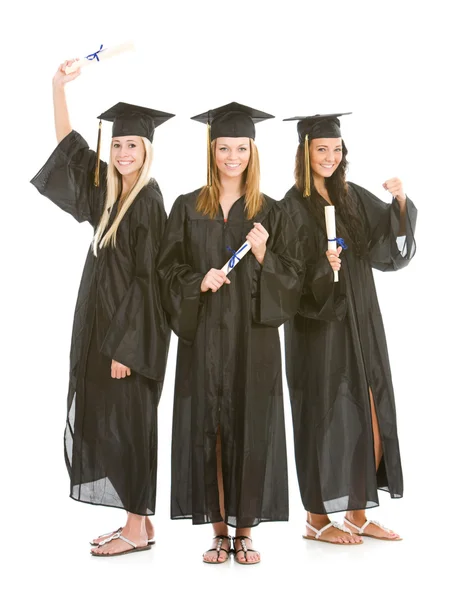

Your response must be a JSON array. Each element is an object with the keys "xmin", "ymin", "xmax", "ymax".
[
  {"xmin": 30, "ymin": 59, "xmax": 173, "ymax": 556},
  {"xmin": 157, "ymin": 102, "xmax": 303, "ymax": 564},
  {"xmin": 282, "ymin": 113, "xmax": 417, "ymax": 544}
]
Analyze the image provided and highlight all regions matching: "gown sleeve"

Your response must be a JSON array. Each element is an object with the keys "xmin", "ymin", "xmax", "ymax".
[
  {"xmin": 282, "ymin": 189, "xmax": 346, "ymax": 322},
  {"xmin": 349, "ymin": 182, "xmax": 417, "ymax": 272},
  {"xmin": 30, "ymin": 130, "xmax": 106, "ymax": 228},
  {"xmin": 156, "ymin": 196, "xmax": 205, "ymax": 344},
  {"xmin": 251, "ymin": 202, "xmax": 304, "ymax": 328},
  {"xmin": 100, "ymin": 190, "xmax": 170, "ymax": 381}
]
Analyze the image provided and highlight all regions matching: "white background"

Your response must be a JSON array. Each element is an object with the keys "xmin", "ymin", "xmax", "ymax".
[{"xmin": 2, "ymin": 1, "xmax": 469, "ymax": 598}]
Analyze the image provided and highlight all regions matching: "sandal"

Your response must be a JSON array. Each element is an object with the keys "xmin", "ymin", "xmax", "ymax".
[
  {"xmin": 90, "ymin": 527, "xmax": 156, "ymax": 546},
  {"xmin": 202, "ymin": 535, "xmax": 232, "ymax": 564},
  {"xmin": 233, "ymin": 535, "xmax": 261, "ymax": 565},
  {"xmin": 90, "ymin": 532, "xmax": 151, "ymax": 557},
  {"xmin": 344, "ymin": 517, "xmax": 402, "ymax": 541},
  {"xmin": 303, "ymin": 520, "xmax": 362, "ymax": 545}
]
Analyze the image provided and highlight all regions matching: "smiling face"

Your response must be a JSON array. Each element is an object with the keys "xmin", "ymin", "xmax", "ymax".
[
  {"xmin": 111, "ymin": 136, "xmax": 146, "ymax": 177},
  {"xmin": 309, "ymin": 138, "xmax": 343, "ymax": 178},
  {"xmin": 214, "ymin": 137, "xmax": 251, "ymax": 179}
]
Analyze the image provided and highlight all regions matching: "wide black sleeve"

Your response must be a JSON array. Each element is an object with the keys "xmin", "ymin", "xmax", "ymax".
[
  {"xmin": 156, "ymin": 196, "xmax": 205, "ymax": 344},
  {"xmin": 350, "ymin": 182, "xmax": 417, "ymax": 272},
  {"xmin": 251, "ymin": 202, "xmax": 304, "ymax": 328},
  {"xmin": 281, "ymin": 190, "xmax": 346, "ymax": 322},
  {"xmin": 30, "ymin": 130, "xmax": 106, "ymax": 228},
  {"xmin": 100, "ymin": 192, "xmax": 170, "ymax": 381}
]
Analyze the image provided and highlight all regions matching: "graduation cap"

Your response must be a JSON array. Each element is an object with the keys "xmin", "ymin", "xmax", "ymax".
[
  {"xmin": 93, "ymin": 102, "xmax": 175, "ymax": 187},
  {"xmin": 191, "ymin": 102, "xmax": 274, "ymax": 186},
  {"xmin": 283, "ymin": 113, "xmax": 351, "ymax": 197}
]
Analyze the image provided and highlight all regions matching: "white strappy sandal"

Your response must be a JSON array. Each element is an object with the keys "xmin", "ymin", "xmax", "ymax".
[
  {"xmin": 90, "ymin": 527, "xmax": 156, "ymax": 546},
  {"xmin": 303, "ymin": 520, "xmax": 362, "ymax": 545},
  {"xmin": 344, "ymin": 517, "xmax": 402, "ymax": 541},
  {"xmin": 90, "ymin": 531, "xmax": 152, "ymax": 557}
]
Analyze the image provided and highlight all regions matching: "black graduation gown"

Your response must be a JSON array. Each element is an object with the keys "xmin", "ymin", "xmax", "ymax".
[
  {"xmin": 282, "ymin": 182, "xmax": 417, "ymax": 514},
  {"xmin": 30, "ymin": 130, "xmax": 170, "ymax": 516},
  {"xmin": 157, "ymin": 190, "xmax": 303, "ymax": 528}
]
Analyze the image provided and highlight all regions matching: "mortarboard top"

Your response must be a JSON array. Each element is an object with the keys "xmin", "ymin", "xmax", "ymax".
[
  {"xmin": 97, "ymin": 102, "xmax": 175, "ymax": 143},
  {"xmin": 191, "ymin": 101, "xmax": 274, "ymax": 141},
  {"xmin": 284, "ymin": 113, "xmax": 351, "ymax": 144}
]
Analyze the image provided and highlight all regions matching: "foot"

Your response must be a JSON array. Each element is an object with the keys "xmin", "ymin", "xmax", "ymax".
[
  {"xmin": 90, "ymin": 525, "xmax": 148, "ymax": 556},
  {"xmin": 344, "ymin": 513, "xmax": 401, "ymax": 540},
  {"xmin": 233, "ymin": 536, "xmax": 261, "ymax": 563},
  {"xmin": 91, "ymin": 516, "xmax": 155, "ymax": 545},
  {"xmin": 305, "ymin": 517, "xmax": 362, "ymax": 544},
  {"xmin": 203, "ymin": 535, "xmax": 232, "ymax": 563}
]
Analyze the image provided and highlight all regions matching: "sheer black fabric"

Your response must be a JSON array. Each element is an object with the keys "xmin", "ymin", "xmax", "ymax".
[
  {"xmin": 30, "ymin": 130, "xmax": 170, "ymax": 515},
  {"xmin": 157, "ymin": 190, "xmax": 303, "ymax": 528},
  {"xmin": 282, "ymin": 182, "xmax": 417, "ymax": 514}
]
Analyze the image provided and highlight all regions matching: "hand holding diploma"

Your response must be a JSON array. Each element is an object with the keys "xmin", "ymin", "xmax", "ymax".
[
  {"xmin": 247, "ymin": 222, "xmax": 269, "ymax": 265},
  {"xmin": 201, "ymin": 269, "xmax": 231, "ymax": 293},
  {"xmin": 63, "ymin": 42, "xmax": 135, "ymax": 74},
  {"xmin": 324, "ymin": 205, "xmax": 346, "ymax": 283}
]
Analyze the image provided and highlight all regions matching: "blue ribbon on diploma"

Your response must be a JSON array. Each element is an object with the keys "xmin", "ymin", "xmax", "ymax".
[
  {"xmin": 86, "ymin": 44, "xmax": 104, "ymax": 62},
  {"xmin": 328, "ymin": 237, "xmax": 348, "ymax": 250},
  {"xmin": 226, "ymin": 244, "xmax": 249, "ymax": 269}
]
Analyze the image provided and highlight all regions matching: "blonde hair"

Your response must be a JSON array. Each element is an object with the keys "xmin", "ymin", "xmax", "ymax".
[
  {"xmin": 196, "ymin": 139, "xmax": 264, "ymax": 219},
  {"xmin": 92, "ymin": 137, "xmax": 153, "ymax": 256}
]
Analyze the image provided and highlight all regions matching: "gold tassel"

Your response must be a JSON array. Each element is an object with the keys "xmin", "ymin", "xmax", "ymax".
[
  {"xmin": 303, "ymin": 134, "xmax": 311, "ymax": 198},
  {"xmin": 206, "ymin": 122, "xmax": 212, "ymax": 187},
  {"xmin": 94, "ymin": 119, "xmax": 102, "ymax": 187}
]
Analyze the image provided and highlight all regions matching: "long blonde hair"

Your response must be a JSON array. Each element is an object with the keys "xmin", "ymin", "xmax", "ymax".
[
  {"xmin": 196, "ymin": 139, "xmax": 264, "ymax": 219},
  {"xmin": 92, "ymin": 137, "xmax": 153, "ymax": 255}
]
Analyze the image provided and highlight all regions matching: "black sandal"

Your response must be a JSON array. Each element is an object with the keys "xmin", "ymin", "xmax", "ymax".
[
  {"xmin": 232, "ymin": 535, "xmax": 261, "ymax": 565},
  {"xmin": 202, "ymin": 535, "xmax": 233, "ymax": 564}
]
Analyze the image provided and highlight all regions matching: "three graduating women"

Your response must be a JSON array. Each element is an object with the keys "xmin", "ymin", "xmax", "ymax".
[{"xmin": 282, "ymin": 113, "xmax": 417, "ymax": 544}]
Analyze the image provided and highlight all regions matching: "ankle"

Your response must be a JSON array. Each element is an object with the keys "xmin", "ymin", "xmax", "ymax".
[
  {"xmin": 345, "ymin": 512, "xmax": 365, "ymax": 524},
  {"xmin": 307, "ymin": 513, "xmax": 329, "ymax": 527}
]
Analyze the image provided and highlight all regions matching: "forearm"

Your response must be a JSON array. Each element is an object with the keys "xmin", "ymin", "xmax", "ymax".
[
  {"xmin": 53, "ymin": 84, "xmax": 72, "ymax": 143},
  {"xmin": 396, "ymin": 198, "xmax": 407, "ymax": 236}
]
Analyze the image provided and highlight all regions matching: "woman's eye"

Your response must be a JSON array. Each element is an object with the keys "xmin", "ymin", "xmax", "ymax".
[
  {"xmin": 113, "ymin": 144, "xmax": 120, "ymax": 148},
  {"xmin": 335, "ymin": 148, "xmax": 342, "ymax": 152},
  {"xmin": 239, "ymin": 147, "xmax": 247, "ymax": 152},
  {"xmin": 129, "ymin": 144, "xmax": 136, "ymax": 148},
  {"xmin": 219, "ymin": 147, "xmax": 227, "ymax": 152}
]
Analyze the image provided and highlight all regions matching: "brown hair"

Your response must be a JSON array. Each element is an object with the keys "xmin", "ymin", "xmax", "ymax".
[
  {"xmin": 196, "ymin": 139, "xmax": 264, "ymax": 219},
  {"xmin": 294, "ymin": 140, "xmax": 368, "ymax": 256}
]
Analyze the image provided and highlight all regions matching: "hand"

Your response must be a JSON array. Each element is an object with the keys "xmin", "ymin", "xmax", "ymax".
[
  {"xmin": 53, "ymin": 59, "xmax": 81, "ymax": 88},
  {"xmin": 201, "ymin": 268, "xmax": 231, "ymax": 293},
  {"xmin": 247, "ymin": 222, "xmax": 269, "ymax": 264},
  {"xmin": 111, "ymin": 360, "xmax": 131, "ymax": 379},
  {"xmin": 326, "ymin": 246, "xmax": 342, "ymax": 272},
  {"xmin": 383, "ymin": 178, "xmax": 406, "ymax": 202}
]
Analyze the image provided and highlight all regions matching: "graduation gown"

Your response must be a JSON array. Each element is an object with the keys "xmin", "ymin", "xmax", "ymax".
[
  {"xmin": 30, "ymin": 130, "xmax": 170, "ymax": 515},
  {"xmin": 282, "ymin": 182, "xmax": 417, "ymax": 514},
  {"xmin": 157, "ymin": 190, "xmax": 303, "ymax": 528}
]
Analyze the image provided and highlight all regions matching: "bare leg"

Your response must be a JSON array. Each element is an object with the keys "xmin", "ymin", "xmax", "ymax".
[
  {"xmin": 345, "ymin": 388, "xmax": 401, "ymax": 540},
  {"xmin": 91, "ymin": 512, "xmax": 148, "ymax": 555},
  {"xmin": 203, "ymin": 429, "xmax": 231, "ymax": 563}
]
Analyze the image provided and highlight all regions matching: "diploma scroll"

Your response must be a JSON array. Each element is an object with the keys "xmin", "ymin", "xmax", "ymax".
[
  {"xmin": 64, "ymin": 42, "xmax": 135, "ymax": 74},
  {"xmin": 221, "ymin": 241, "xmax": 252, "ymax": 276},
  {"xmin": 324, "ymin": 205, "xmax": 339, "ymax": 283}
]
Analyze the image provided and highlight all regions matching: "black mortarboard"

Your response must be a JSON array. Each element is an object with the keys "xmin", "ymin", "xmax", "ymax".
[
  {"xmin": 284, "ymin": 113, "xmax": 351, "ymax": 144},
  {"xmin": 283, "ymin": 113, "xmax": 351, "ymax": 197},
  {"xmin": 190, "ymin": 102, "xmax": 274, "ymax": 186},
  {"xmin": 93, "ymin": 102, "xmax": 175, "ymax": 186}
]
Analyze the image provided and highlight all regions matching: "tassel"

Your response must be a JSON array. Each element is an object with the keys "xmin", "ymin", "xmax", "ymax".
[
  {"xmin": 303, "ymin": 133, "xmax": 311, "ymax": 198},
  {"xmin": 206, "ymin": 122, "xmax": 212, "ymax": 187},
  {"xmin": 94, "ymin": 119, "xmax": 102, "ymax": 187}
]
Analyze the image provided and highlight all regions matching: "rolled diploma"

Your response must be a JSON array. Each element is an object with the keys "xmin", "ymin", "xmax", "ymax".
[
  {"xmin": 64, "ymin": 42, "xmax": 135, "ymax": 74},
  {"xmin": 324, "ymin": 205, "xmax": 339, "ymax": 283},
  {"xmin": 221, "ymin": 241, "xmax": 252, "ymax": 276}
]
